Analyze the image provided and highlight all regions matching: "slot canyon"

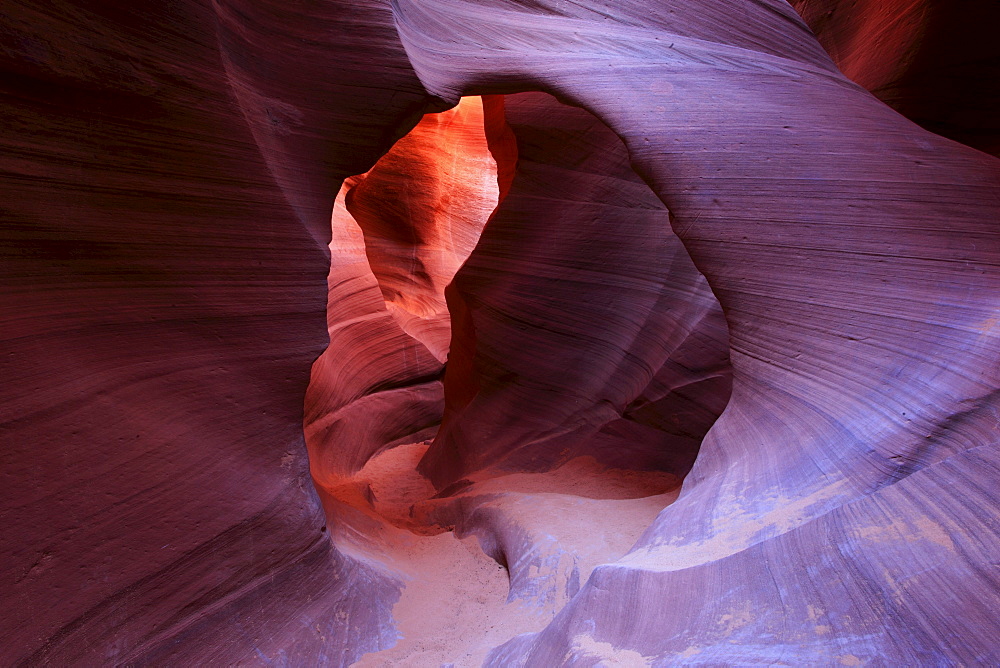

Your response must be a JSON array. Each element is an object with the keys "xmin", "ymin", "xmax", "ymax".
[{"xmin": 2, "ymin": 0, "xmax": 998, "ymax": 665}]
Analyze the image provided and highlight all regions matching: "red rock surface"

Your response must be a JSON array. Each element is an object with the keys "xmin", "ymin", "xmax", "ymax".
[
  {"xmin": 790, "ymin": 0, "xmax": 1000, "ymax": 156},
  {"xmin": 3, "ymin": 0, "xmax": 999, "ymax": 665},
  {"xmin": 421, "ymin": 92, "xmax": 730, "ymax": 486},
  {"xmin": 347, "ymin": 96, "xmax": 499, "ymax": 361},
  {"xmin": 304, "ymin": 96, "xmax": 495, "ymax": 489},
  {"xmin": 304, "ymin": 91, "xmax": 731, "ymax": 664},
  {"xmin": 1, "ymin": 0, "xmax": 430, "ymax": 664},
  {"xmin": 394, "ymin": 0, "xmax": 1000, "ymax": 663}
]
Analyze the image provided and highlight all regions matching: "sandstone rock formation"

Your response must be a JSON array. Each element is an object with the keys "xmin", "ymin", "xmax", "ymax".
[
  {"xmin": 790, "ymin": 0, "xmax": 1000, "ymax": 156},
  {"xmin": 2, "ymin": 0, "xmax": 998, "ymax": 665},
  {"xmin": 421, "ymin": 92, "xmax": 730, "ymax": 486},
  {"xmin": 305, "ymin": 90, "xmax": 731, "ymax": 664}
]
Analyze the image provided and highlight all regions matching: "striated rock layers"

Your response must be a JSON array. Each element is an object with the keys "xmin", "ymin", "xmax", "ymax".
[
  {"xmin": 2, "ymin": 0, "xmax": 999, "ymax": 665},
  {"xmin": 421, "ymin": 92, "xmax": 731, "ymax": 486},
  {"xmin": 790, "ymin": 0, "xmax": 1000, "ymax": 156},
  {"xmin": 303, "ymin": 90, "xmax": 732, "ymax": 664}
]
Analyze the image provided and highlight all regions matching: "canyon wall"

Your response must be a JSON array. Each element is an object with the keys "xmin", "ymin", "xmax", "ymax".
[
  {"xmin": 2, "ymin": 0, "xmax": 998, "ymax": 665},
  {"xmin": 1, "ymin": 0, "xmax": 431, "ymax": 663},
  {"xmin": 790, "ymin": 0, "xmax": 1000, "ymax": 156},
  {"xmin": 393, "ymin": 0, "xmax": 1000, "ymax": 662},
  {"xmin": 422, "ymin": 92, "xmax": 730, "ymax": 486}
]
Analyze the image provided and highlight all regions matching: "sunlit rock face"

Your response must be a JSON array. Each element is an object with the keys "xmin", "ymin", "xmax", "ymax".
[
  {"xmin": 348, "ymin": 96, "xmax": 500, "ymax": 360},
  {"xmin": 304, "ymin": 90, "xmax": 731, "ymax": 664},
  {"xmin": 394, "ymin": 0, "xmax": 1000, "ymax": 663},
  {"xmin": 2, "ymin": 0, "xmax": 999, "ymax": 665},
  {"xmin": 304, "ymin": 96, "xmax": 496, "ymax": 490},
  {"xmin": 420, "ymin": 92, "xmax": 731, "ymax": 487}
]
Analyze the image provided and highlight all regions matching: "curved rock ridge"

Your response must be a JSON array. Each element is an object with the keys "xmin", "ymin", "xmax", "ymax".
[
  {"xmin": 303, "ymin": 179, "xmax": 444, "ymax": 486},
  {"xmin": 2, "ymin": 0, "xmax": 999, "ymax": 664},
  {"xmin": 303, "ymin": 98, "xmax": 498, "ymax": 495},
  {"xmin": 1, "ymin": 0, "xmax": 437, "ymax": 664},
  {"xmin": 304, "ymin": 95, "xmax": 494, "ymax": 500},
  {"xmin": 790, "ymin": 0, "xmax": 1000, "ymax": 156},
  {"xmin": 306, "ymin": 91, "xmax": 732, "ymax": 665},
  {"xmin": 421, "ymin": 92, "xmax": 731, "ymax": 487},
  {"xmin": 391, "ymin": 0, "xmax": 1000, "ymax": 663},
  {"xmin": 348, "ymin": 95, "xmax": 499, "ymax": 361}
]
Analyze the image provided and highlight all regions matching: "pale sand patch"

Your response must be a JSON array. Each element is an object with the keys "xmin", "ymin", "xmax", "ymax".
[
  {"xmin": 570, "ymin": 634, "xmax": 656, "ymax": 666},
  {"xmin": 351, "ymin": 442, "xmax": 542, "ymax": 666},
  {"xmin": 344, "ymin": 442, "xmax": 679, "ymax": 666},
  {"xmin": 352, "ymin": 531, "xmax": 536, "ymax": 667}
]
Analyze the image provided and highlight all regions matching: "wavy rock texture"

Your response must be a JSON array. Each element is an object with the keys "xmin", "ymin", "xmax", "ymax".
[
  {"xmin": 790, "ymin": 0, "xmax": 1000, "ymax": 156},
  {"xmin": 393, "ymin": 0, "xmax": 1000, "ymax": 663},
  {"xmin": 421, "ymin": 92, "xmax": 731, "ymax": 486},
  {"xmin": 348, "ymin": 96, "xmax": 499, "ymax": 361},
  {"xmin": 0, "ymin": 0, "xmax": 434, "ymax": 664},
  {"xmin": 3, "ymin": 0, "xmax": 999, "ymax": 665},
  {"xmin": 304, "ymin": 95, "xmax": 496, "ymax": 490},
  {"xmin": 306, "ymin": 91, "xmax": 731, "ymax": 664}
]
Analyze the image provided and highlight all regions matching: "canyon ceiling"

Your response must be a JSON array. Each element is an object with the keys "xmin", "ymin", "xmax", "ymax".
[{"xmin": 2, "ymin": 0, "xmax": 999, "ymax": 666}]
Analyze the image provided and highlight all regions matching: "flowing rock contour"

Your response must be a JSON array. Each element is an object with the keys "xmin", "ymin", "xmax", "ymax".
[
  {"xmin": 393, "ymin": 0, "xmax": 1000, "ymax": 662},
  {"xmin": 2, "ymin": 0, "xmax": 998, "ymax": 665}
]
